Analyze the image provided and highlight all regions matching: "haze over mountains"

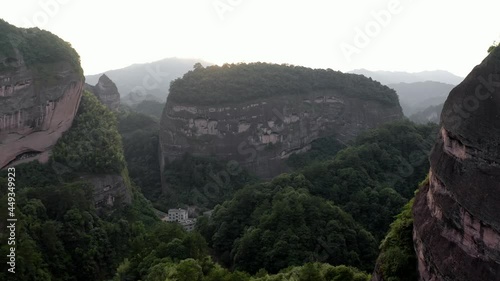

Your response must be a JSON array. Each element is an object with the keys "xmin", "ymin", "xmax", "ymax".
[
  {"xmin": 388, "ymin": 81, "xmax": 454, "ymax": 116},
  {"xmin": 85, "ymin": 58, "xmax": 212, "ymax": 104},
  {"xmin": 349, "ymin": 69, "xmax": 463, "ymax": 85},
  {"xmin": 89, "ymin": 62, "xmax": 462, "ymax": 118},
  {"xmin": 349, "ymin": 69, "xmax": 462, "ymax": 122}
]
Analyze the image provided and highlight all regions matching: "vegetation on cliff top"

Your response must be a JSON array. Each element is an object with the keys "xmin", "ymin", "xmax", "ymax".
[
  {"xmin": 0, "ymin": 19, "xmax": 82, "ymax": 75},
  {"xmin": 53, "ymin": 91, "xmax": 126, "ymax": 174},
  {"xmin": 168, "ymin": 62, "xmax": 400, "ymax": 105}
]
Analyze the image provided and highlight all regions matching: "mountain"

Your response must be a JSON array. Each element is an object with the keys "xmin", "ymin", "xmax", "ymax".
[
  {"xmin": 159, "ymin": 62, "xmax": 404, "ymax": 182},
  {"xmin": 0, "ymin": 19, "xmax": 83, "ymax": 169},
  {"xmin": 409, "ymin": 103, "xmax": 444, "ymax": 124},
  {"xmin": 412, "ymin": 46, "xmax": 500, "ymax": 280},
  {"xmin": 387, "ymin": 81, "xmax": 454, "ymax": 115},
  {"xmin": 349, "ymin": 69, "xmax": 463, "ymax": 85},
  {"xmin": 84, "ymin": 74, "xmax": 121, "ymax": 111},
  {"xmin": 85, "ymin": 58, "xmax": 212, "ymax": 104}
]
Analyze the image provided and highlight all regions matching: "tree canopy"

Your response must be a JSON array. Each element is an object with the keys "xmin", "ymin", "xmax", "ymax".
[
  {"xmin": 168, "ymin": 62, "xmax": 399, "ymax": 105},
  {"xmin": 0, "ymin": 19, "xmax": 82, "ymax": 75},
  {"xmin": 53, "ymin": 91, "xmax": 126, "ymax": 174}
]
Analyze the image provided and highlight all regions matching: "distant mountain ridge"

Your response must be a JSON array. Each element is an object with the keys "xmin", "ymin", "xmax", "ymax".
[
  {"xmin": 348, "ymin": 69, "xmax": 459, "ymax": 117},
  {"xmin": 349, "ymin": 69, "xmax": 463, "ymax": 85},
  {"xmin": 85, "ymin": 58, "xmax": 212, "ymax": 104},
  {"xmin": 409, "ymin": 103, "xmax": 444, "ymax": 124},
  {"xmin": 387, "ymin": 81, "xmax": 454, "ymax": 116}
]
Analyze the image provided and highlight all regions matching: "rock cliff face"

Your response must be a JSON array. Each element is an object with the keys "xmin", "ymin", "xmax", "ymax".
[
  {"xmin": 413, "ymin": 47, "xmax": 500, "ymax": 280},
  {"xmin": 82, "ymin": 174, "xmax": 132, "ymax": 208},
  {"xmin": 0, "ymin": 20, "xmax": 84, "ymax": 169},
  {"xmin": 85, "ymin": 74, "xmax": 120, "ymax": 111},
  {"xmin": 159, "ymin": 64, "xmax": 403, "ymax": 180}
]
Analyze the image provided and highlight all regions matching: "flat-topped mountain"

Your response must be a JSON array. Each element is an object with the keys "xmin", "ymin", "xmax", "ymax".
[
  {"xmin": 0, "ymin": 19, "xmax": 83, "ymax": 169},
  {"xmin": 159, "ymin": 63, "xmax": 404, "ymax": 181}
]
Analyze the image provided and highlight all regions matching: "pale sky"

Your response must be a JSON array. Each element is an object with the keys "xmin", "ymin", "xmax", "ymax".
[{"xmin": 1, "ymin": 0, "xmax": 499, "ymax": 76}]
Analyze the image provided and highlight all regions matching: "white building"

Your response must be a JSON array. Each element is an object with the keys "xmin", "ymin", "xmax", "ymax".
[
  {"xmin": 165, "ymin": 208, "xmax": 188, "ymax": 222},
  {"xmin": 180, "ymin": 219, "xmax": 197, "ymax": 232},
  {"xmin": 161, "ymin": 208, "xmax": 198, "ymax": 231}
]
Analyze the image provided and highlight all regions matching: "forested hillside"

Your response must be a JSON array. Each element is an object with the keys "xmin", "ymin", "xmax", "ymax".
[
  {"xmin": 113, "ymin": 115, "xmax": 437, "ymax": 278},
  {"xmin": 117, "ymin": 109, "xmax": 163, "ymax": 204},
  {"xmin": 0, "ymin": 93, "xmax": 436, "ymax": 280},
  {"xmin": 0, "ymin": 91, "xmax": 157, "ymax": 280}
]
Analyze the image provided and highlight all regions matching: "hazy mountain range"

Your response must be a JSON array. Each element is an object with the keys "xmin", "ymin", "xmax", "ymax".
[
  {"xmin": 349, "ymin": 69, "xmax": 463, "ymax": 85},
  {"xmin": 87, "ymin": 62, "xmax": 461, "ymax": 119},
  {"xmin": 349, "ymin": 69, "xmax": 462, "ymax": 120},
  {"xmin": 409, "ymin": 103, "xmax": 444, "ymax": 124},
  {"xmin": 85, "ymin": 58, "xmax": 212, "ymax": 104},
  {"xmin": 387, "ymin": 81, "xmax": 455, "ymax": 116}
]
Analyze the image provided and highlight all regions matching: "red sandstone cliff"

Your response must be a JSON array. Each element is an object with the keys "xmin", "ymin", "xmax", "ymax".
[
  {"xmin": 0, "ymin": 20, "xmax": 84, "ymax": 169},
  {"xmin": 413, "ymin": 47, "xmax": 500, "ymax": 280}
]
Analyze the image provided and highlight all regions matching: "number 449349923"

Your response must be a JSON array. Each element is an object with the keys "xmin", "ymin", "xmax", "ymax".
[{"xmin": 7, "ymin": 167, "xmax": 15, "ymax": 216}]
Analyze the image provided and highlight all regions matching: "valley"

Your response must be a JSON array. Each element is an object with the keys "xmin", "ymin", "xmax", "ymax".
[{"xmin": 0, "ymin": 5, "xmax": 499, "ymax": 280}]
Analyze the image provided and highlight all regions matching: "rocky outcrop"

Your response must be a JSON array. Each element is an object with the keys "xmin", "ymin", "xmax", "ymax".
[
  {"xmin": 85, "ymin": 74, "xmax": 120, "ymax": 111},
  {"xmin": 0, "ymin": 21, "xmax": 84, "ymax": 169},
  {"xmin": 160, "ymin": 88, "xmax": 403, "ymax": 180},
  {"xmin": 81, "ymin": 174, "xmax": 132, "ymax": 208},
  {"xmin": 413, "ymin": 47, "xmax": 500, "ymax": 280}
]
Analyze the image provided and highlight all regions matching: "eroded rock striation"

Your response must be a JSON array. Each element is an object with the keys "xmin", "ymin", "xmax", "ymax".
[
  {"xmin": 159, "ymin": 63, "xmax": 403, "ymax": 181},
  {"xmin": 413, "ymin": 47, "xmax": 500, "ymax": 280},
  {"xmin": 0, "ymin": 20, "xmax": 84, "ymax": 169},
  {"xmin": 85, "ymin": 74, "xmax": 120, "ymax": 111}
]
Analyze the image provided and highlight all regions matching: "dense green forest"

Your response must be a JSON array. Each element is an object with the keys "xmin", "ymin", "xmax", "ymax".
[
  {"xmin": 132, "ymin": 100, "xmax": 166, "ymax": 120},
  {"xmin": 117, "ymin": 119, "xmax": 435, "ymax": 280},
  {"xmin": 192, "ymin": 122, "xmax": 435, "ymax": 274},
  {"xmin": 168, "ymin": 63, "xmax": 399, "ymax": 105},
  {"xmin": 298, "ymin": 121, "xmax": 437, "ymax": 240},
  {"xmin": 117, "ymin": 109, "xmax": 163, "ymax": 204},
  {"xmin": 0, "ymin": 107, "xmax": 433, "ymax": 281},
  {"xmin": 287, "ymin": 136, "xmax": 346, "ymax": 169},
  {"xmin": 197, "ymin": 174, "xmax": 378, "ymax": 274},
  {"xmin": 161, "ymin": 154, "xmax": 256, "ymax": 211}
]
